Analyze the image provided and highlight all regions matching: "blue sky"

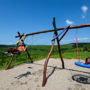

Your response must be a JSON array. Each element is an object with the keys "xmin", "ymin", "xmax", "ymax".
[{"xmin": 0, "ymin": 0, "xmax": 90, "ymax": 45}]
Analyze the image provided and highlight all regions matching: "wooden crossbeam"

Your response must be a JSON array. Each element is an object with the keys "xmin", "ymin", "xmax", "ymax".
[{"xmin": 16, "ymin": 24, "xmax": 90, "ymax": 38}]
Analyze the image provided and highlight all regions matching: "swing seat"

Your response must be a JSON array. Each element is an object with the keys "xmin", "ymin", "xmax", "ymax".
[{"xmin": 75, "ymin": 61, "xmax": 90, "ymax": 68}]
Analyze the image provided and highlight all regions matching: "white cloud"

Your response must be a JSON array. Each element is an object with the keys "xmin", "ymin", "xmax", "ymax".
[
  {"xmin": 78, "ymin": 37, "xmax": 90, "ymax": 41},
  {"xmin": 62, "ymin": 39, "xmax": 73, "ymax": 42},
  {"xmin": 81, "ymin": 5, "xmax": 88, "ymax": 19},
  {"xmin": 81, "ymin": 6, "xmax": 88, "ymax": 13},
  {"xmin": 62, "ymin": 37, "xmax": 90, "ymax": 42},
  {"xmin": 65, "ymin": 19, "xmax": 74, "ymax": 25},
  {"xmin": 74, "ymin": 37, "xmax": 90, "ymax": 41}
]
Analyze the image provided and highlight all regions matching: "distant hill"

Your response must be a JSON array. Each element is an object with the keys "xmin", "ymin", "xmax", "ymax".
[
  {"xmin": 0, "ymin": 43, "xmax": 90, "ymax": 48},
  {"xmin": 0, "ymin": 44, "xmax": 15, "ymax": 47},
  {"xmin": 70, "ymin": 43, "xmax": 90, "ymax": 48}
]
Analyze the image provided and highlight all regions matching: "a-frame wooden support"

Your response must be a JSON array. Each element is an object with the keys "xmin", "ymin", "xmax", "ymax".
[
  {"xmin": 6, "ymin": 32, "xmax": 33, "ymax": 70},
  {"xmin": 42, "ymin": 18, "xmax": 70, "ymax": 86}
]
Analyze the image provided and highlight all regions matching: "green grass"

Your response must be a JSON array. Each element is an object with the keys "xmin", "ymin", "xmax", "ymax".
[{"xmin": 0, "ymin": 43, "xmax": 90, "ymax": 69}]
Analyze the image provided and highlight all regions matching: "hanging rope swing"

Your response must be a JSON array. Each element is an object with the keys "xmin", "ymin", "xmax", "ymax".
[{"xmin": 74, "ymin": 29, "xmax": 90, "ymax": 68}]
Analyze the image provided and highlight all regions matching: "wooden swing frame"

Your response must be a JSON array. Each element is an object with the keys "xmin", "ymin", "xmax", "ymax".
[
  {"xmin": 42, "ymin": 28, "xmax": 70, "ymax": 86},
  {"xmin": 15, "ymin": 21, "xmax": 90, "ymax": 86},
  {"xmin": 6, "ymin": 32, "xmax": 33, "ymax": 70}
]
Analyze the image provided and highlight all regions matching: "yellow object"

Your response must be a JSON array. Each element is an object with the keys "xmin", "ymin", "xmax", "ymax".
[{"xmin": 16, "ymin": 34, "xmax": 26, "ymax": 45}]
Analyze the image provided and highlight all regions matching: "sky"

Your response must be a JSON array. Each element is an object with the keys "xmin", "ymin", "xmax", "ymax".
[{"xmin": 0, "ymin": 0, "xmax": 90, "ymax": 45}]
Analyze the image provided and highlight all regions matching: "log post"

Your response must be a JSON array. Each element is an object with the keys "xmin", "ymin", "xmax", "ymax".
[
  {"xmin": 54, "ymin": 30, "xmax": 65, "ymax": 69},
  {"xmin": 6, "ymin": 54, "xmax": 14, "ymax": 70},
  {"xmin": 42, "ymin": 33, "xmax": 56, "ymax": 87},
  {"xmin": 25, "ymin": 48, "xmax": 33, "ymax": 63},
  {"xmin": 56, "ymin": 36, "xmax": 65, "ymax": 69}
]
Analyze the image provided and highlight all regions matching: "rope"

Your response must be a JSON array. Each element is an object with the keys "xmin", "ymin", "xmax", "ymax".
[
  {"xmin": 16, "ymin": 34, "xmax": 26, "ymax": 45},
  {"xmin": 51, "ymin": 30, "xmax": 65, "ymax": 41},
  {"xmin": 51, "ymin": 25, "xmax": 70, "ymax": 41},
  {"xmin": 75, "ymin": 29, "xmax": 80, "ymax": 62}
]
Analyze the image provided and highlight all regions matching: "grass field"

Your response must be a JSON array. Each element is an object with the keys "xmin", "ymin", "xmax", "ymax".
[{"xmin": 0, "ymin": 43, "xmax": 90, "ymax": 69}]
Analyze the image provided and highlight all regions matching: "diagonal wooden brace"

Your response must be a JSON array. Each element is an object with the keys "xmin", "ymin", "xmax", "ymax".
[{"xmin": 6, "ymin": 54, "xmax": 14, "ymax": 70}]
